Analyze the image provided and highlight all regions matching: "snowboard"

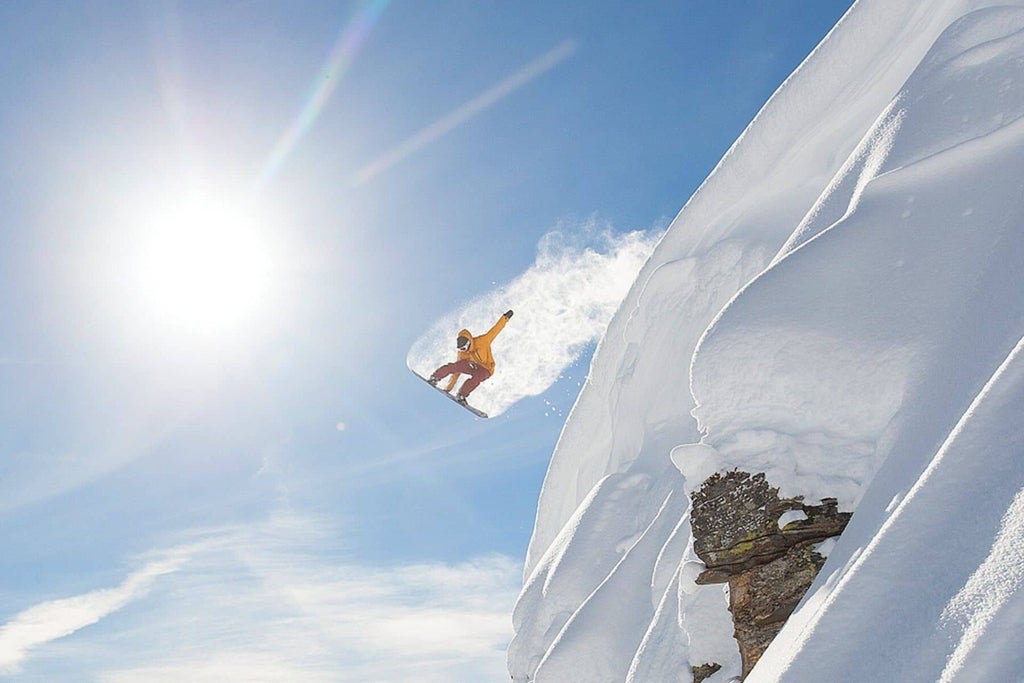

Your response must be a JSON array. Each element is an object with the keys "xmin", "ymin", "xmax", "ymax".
[{"xmin": 412, "ymin": 371, "xmax": 489, "ymax": 418}]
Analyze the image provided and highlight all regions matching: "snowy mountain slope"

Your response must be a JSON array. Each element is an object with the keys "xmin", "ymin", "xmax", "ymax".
[
  {"xmin": 693, "ymin": 6, "xmax": 1024, "ymax": 509},
  {"xmin": 751, "ymin": 335, "xmax": 1024, "ymax": 682},
  {"xmin": 522, "ymin": 0, "xmax": 1005, "ymax": 576},
  {"xmin": 510, "ymin": 1, "xmax": 1024, "ymax": 681}
]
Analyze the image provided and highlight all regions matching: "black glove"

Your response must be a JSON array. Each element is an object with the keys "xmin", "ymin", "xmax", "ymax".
[{"xmin": 503, "ymin": 309, "xmax": 514, "ymax": 319}]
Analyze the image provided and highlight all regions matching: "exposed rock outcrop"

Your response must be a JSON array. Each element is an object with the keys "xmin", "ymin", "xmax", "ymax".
[
  {"xmin": 692, "ymin": 662, "xmax": 723, "ymax": 683},
  {"xmin": 689, "ymin": 470, "xmax": 851, "ymax": 678}
]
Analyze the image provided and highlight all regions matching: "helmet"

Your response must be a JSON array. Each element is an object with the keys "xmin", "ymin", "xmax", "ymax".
[{"xmin": 457, "ymin": 335, "xmax": 471, "ymax": 351}]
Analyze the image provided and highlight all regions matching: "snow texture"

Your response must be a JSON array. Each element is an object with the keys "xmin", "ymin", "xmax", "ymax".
[{"xmin": 510, "ymin": 1, "xmax": 1024, "ymax": 681}]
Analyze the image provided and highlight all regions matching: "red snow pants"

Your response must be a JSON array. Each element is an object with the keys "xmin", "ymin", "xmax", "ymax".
[{"xmin": 430, "ymin": 359, "xmax": 492, "ymax": 396}]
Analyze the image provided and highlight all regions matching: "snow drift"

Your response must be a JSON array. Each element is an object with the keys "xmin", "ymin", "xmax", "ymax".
[{"xmin": 510, "ymin": 1, "xmax": 1024, "ymax": 681}]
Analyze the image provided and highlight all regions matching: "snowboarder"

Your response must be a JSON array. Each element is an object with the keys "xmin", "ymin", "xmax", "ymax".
[{"xmin": 428, "ymin": 310, "xmax": 513, "ymax": 404}]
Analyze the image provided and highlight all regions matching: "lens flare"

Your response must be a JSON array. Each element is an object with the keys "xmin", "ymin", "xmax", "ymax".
[{"xmin": 256, "ymin": 0, "xmax": 391, "ymax": 188}]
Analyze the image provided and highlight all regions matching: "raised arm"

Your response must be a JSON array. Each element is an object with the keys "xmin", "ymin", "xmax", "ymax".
[{"xmin": 479, "ymin": 310, "xmax": 513, "ymax": 343}]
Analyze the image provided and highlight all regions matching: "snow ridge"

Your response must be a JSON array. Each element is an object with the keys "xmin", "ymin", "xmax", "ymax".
[{"xmin": 511, "ymin": 1, "xmax": 1024, "ymax": 681}]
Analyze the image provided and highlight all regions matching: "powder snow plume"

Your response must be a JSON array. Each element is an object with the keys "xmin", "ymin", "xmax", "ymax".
[{"xmin": 407, "ymin": 221, "xmax": 663, "ymax": 417}]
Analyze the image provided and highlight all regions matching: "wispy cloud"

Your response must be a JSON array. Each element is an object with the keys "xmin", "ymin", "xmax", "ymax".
[
  {"xmin": 0, "ymin": 555, "xmax": 186, "ymax": 674},
  {"xmin": 0, "ymin": 359, "xmax": 60, "ymax": 366},
  {"xmin": 407, "ymin": 219, "xmax": 664, "ymax": 416},
  {"xmin": 353, "ymin": 39, "xmax": 578, "ymax": 186},
  {"xmin": 4, "ymin": 514, "xmax": 521, "ymax": 682}
]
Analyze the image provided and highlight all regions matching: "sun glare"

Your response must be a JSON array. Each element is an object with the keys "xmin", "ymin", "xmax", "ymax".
[{"xmin": 135, "ymin": 197, "xmax": 274, "ymax": 336}]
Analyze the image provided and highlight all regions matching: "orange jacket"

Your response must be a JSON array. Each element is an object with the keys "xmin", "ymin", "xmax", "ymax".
[{"xmin": 457, "ymin": 314, "xmax": 509, "ymax": 374}]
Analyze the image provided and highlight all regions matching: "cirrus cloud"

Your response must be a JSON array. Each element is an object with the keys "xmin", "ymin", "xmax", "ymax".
[{"xmin": 1, "ymin": 514, "xmax": 521, "ymax": 683}]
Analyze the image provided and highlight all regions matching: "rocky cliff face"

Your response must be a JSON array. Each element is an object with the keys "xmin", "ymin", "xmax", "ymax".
[{"xmin": 689, "ymin": 471, "xmax": 852, "ymax": 678}]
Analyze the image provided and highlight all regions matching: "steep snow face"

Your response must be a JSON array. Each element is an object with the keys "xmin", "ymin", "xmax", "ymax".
[
  {"xmin": 511, "ymin": 1, "xmax": 1024, "ymax": 682},
  {"xmin": 692, "ymin": 5, "xmax": 1024, "ymax": 510},
  {"xmin": 732, "ymin": 8, "xmax": 1024, "ymax": 679},
  {"xmin": 522, "ymin": 0, "xmax": 998, "ymax": 577},
  {"xmin": 751, "ymin": 338, "xmax": 1024, "ymax": 682}
]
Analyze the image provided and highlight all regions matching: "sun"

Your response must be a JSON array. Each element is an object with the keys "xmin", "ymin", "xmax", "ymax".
[{"xmin": 134, "ymin": 196, "xmax": 274, "ymax": 336}]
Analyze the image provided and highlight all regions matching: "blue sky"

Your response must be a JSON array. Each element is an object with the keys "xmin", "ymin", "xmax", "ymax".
[{"xmin": 0, "ymin": 1, "xmax": 853, "ymax": 679}]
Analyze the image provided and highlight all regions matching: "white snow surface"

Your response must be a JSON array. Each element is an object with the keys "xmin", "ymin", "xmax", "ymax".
[{"xmin": 510, "ymin": 1, "xmax": 1024, "ymax": 681}]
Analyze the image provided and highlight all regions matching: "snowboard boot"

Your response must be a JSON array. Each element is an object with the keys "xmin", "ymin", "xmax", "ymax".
[
  {"xmin": 427, "ymin": 376, "xmax": 439, "ymax": 387},
  {"xmin": 454, "ymin": 394, "xmax": 468, "ymax": 405}
]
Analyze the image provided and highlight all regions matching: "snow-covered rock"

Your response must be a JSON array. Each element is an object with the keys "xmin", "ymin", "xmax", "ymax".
[{"xmin": 510, "ymin": 1, "xmax": 1024, "ymax": 681}]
